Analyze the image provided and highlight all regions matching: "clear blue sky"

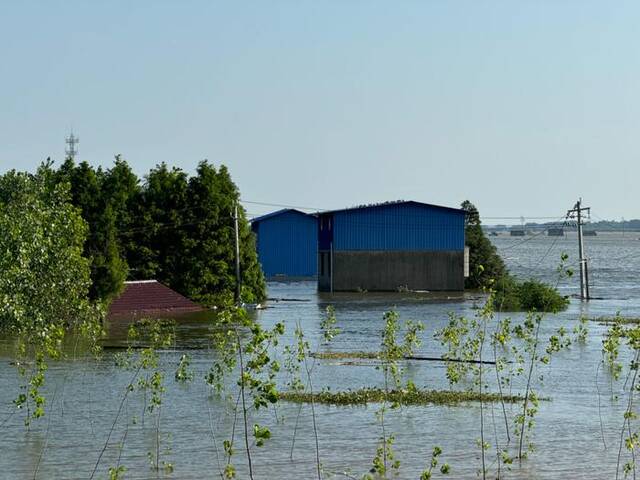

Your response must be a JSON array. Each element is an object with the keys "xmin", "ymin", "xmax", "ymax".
[{"xmin": 1, "ymin": 1, "xmax": 638, "ymax": 221}]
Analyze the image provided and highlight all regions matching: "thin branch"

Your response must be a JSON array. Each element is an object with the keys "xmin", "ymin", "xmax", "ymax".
[
  {"xmin": 89, "ymin": 365, "xmax": 142, "ymax": 480},
  {"xmin": 235, "ymin": 328, "xmax": 254, "ymax": 480}
]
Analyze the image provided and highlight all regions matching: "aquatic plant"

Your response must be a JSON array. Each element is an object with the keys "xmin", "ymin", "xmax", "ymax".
[
  {"xmin": 311, "ymin": 351, "xmax": 380, "ymax": 360},
  {"xmin": 279, "ymin": 387, "xmax": 524, "ymax": 406}
]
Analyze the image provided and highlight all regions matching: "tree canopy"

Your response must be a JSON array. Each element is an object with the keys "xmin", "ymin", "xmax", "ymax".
[
  {"xmin": 461, "ymin": 200, "xmax": 508, "ymax": 289},
  {"xmin": 0, "ymin": 167, "xmax": 98, "ymax": 333},
  {"xmin": 50, "ymin": 157, "xmax": 265, "ymax": 306}
]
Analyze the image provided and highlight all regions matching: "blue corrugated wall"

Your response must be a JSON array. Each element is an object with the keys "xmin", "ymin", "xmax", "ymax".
[
  {"xmin": 331, "ymin": 203, "xmax": 465, "ymax": 251},
  {"xmin": 252, "ymin": 210, "xmax": 317, "ymax": 277}
]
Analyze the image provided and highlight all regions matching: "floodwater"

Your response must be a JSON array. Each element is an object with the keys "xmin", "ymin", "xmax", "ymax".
[{"xmin": 1, "ymin": 232, "xmax": 640, "ymax": 479}]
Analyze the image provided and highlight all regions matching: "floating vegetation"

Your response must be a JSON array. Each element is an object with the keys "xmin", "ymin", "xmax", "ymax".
[
  {"xmin": 279, "ymin": 387, "xmax": 527, "ymax": 406},
  {"xmin": 591, "ymin": 316, "xmax": 640, "ymax": 325},
  {"xmin": 311, "ymin": 351, "xmax": 380, "ymax": 360}
]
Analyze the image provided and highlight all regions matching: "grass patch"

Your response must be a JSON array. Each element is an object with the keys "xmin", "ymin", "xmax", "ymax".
[
  {"xmin": 279, "ymin": 387, "xmax": 526, "ymax": 406},
  {"xmin": 311, "ymin": 351, "xmax": 381, "ymax": 360}
]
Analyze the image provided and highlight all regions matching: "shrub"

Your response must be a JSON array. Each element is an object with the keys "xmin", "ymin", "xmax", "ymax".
[{"xmin": 493, "ymin": 276, "xmax": 569, "ymax": 312}]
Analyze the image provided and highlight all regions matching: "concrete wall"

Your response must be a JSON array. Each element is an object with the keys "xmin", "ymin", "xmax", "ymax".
[{"xmin": 319, "ymin": 250, "xmax": 464, "ymax": 292}]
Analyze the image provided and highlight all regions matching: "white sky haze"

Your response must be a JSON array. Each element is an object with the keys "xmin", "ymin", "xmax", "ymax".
[{"xmin": 1, "ymin": 1, "xmax": 638, "ymax": 220}]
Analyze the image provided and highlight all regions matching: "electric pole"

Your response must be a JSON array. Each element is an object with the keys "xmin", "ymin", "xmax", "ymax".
[
  {"xmin": 567, "ymin": 199, "xmax": 590, "ymax": 300},
  {"xmin": 233, "ymin": 202, "xmax": 241, "ymax": 305}
]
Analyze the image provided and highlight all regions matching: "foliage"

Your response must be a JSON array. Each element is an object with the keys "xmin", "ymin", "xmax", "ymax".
[
  {"xmin": 175, "ymin": 354, "xmax": 194, "ymax": 383},
  {"xmin": 436, "ymin": 257, "xmax": 577, "ymax": 475},
  {"xmin": 0, "ymin": 168, "xmax": 103, "ymax": 424},
  {"xmin": 492, "ymin": 277, "xmax": 569, "ymax": 312},
  {"xmin": 207, "ymin": 308, "xmax": 284, "ymax": 479},
  {"xmin": 54, "ymin": 158, "xmax": 129, "ymax": 303},
  {"xmin": 601, "ymin": 319, "xmax": 640, "ymax": 478},
  {"xmin": 461, "ymin": 200, "xmax": 507, "ymax": 289},
  {"xmin": 420, "ymin": 446, "xmax": 450, "ymax": 479},
  {"xmin": 52, "ymin": 157, "xmax": 266, "ymax": 306},
  {"xmin": 111, "ymin": 318, "xmax": 176, "ymax": 476}
]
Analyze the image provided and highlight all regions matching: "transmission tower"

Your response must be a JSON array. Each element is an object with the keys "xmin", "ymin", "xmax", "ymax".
[{"xmin": 65, "ymin": 131, "xmax": 79, "ymax": 160}]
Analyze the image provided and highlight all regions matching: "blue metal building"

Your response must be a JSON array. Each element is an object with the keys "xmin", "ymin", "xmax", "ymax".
[
  {"xmin": 318, "ymin": 201, "xmax": 466, "ymax": 292},
  {"xmin": 251, "ymin": 209, "xmax": 317, "ymax": 279}
]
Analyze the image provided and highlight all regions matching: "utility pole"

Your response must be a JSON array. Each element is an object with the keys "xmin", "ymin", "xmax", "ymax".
[
  {"xmin": 233, "ymin": 202, "xmax": 241, "ymax": 305},
  {"xmin": 567, "ymin": 199, "xmax": 590, "ymax": 300}
]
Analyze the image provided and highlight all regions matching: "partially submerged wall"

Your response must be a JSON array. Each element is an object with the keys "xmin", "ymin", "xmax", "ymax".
[{"xmin": 319, "ymin": 250, "xmax": 464, "ymax": 292}]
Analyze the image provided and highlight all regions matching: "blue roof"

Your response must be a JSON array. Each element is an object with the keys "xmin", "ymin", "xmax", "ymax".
[
  {"xmin": 321, "ymin": 200, "xmax": 464, "ymax": 215},
  {"xmin": 251, "ymin": 208, "xmax": 315, "ymax": 224}
]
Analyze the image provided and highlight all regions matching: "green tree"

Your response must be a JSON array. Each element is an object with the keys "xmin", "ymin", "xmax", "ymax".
[
  {"xmin": 55, "ymin": 159, "xmax": 128, "ymax": 303},
  {"xmin": 182, "ymin": 162, "xmax": 265, "ymax": 305},
  {"xmin": 101, "ymin": 155, "xmax": 141, "ymax": 256},
  {"xmin": 461, "ymin": 200, "xmax": 507, "ymax": 289},
  {"xmin": 127, "ymin": 162, "xmax": 189, "ymax": 282},
  {"xmin": 0, "ymin": 167, "xmax": 98, "ymax": 330},
  {"xmin": 0, "ymin": 168, "xmax": 102, "ymax": 422}
]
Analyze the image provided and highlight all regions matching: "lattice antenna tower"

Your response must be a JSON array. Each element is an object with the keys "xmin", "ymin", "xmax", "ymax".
[{"xmin": 65, "ymin": 131, "xmax": 79, "ymax": 160}]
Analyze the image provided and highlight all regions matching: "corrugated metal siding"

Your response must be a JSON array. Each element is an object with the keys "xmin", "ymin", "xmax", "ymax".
[
  {"xmin": 253, "ymin": 211, "xmax": 318, "ymax": 277},
  {"xmin": 333, "ymin": 203, "xmax": 464, "ymax": 251}
]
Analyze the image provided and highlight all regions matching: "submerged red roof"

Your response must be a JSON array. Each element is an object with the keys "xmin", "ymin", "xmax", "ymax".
[{"xmin": 108, "ymin": 280, "xmax": 204, "ymax": 317}]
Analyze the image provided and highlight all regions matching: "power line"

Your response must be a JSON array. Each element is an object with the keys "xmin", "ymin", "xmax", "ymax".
[
  {"xmin": 241, "ymin": 200, "xmax": 325, "ymax": 212},
  {"xmin": 241, "ymin": 199, "xmax": 568, "ymax": 222},
  {"xmin": 498, "ymin": 215, "xmax": 569, "ymax": 251}
]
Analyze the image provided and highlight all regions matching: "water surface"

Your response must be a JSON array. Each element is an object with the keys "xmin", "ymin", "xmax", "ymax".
[{"xmin": 1, "ymin": 232, "xmax": 639, "ymax": 479}]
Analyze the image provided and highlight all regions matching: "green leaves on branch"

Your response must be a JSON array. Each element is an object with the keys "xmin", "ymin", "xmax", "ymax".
[{"xmin": 0, "ymin": 169, "xmax": 104, "ymax": 424}]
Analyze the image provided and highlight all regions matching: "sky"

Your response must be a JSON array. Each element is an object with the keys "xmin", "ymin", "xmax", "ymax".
[{"xmin": 1, "ymin": 1, "xmax": 638, "ymax": 221}]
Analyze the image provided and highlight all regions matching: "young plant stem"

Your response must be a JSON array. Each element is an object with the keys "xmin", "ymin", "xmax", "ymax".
[
  {"xmin": 518, "ymin": 315, "xmax": 541, "ymax": 461},
  {"xmin": 207, "ymin": 403, "xmax": 224, "ymax": 479},
  {"xmin": 289, "ymin": 402, "xmax": 304, "ymax": 459},
  {"xmin": 155, "ymin": 404, "xmax": 162, "ymax": 477},
  {"xmin": 616, "ymin": 349, "xmax": 640, "ymax": 480},
  {"xmin": 32, "ymin": 381, "xmax": 58, "ymax": 480},
  {"xmin": 381, "ymin": 370, "xmax": 389, "ymax": 474},
  {"xmin": 226, "ymin": 390, "xmax": 242, "ymax": 470},
  {"xmin": 479, "ymin": 321, "xmax": 487, "ymax": 480},
  {"xmin": 493, "ymin": 339, "xmax": 510, "ymax": 443},
  {"xmin": 491, "ymin": 402, "xmax": 501, "ymax": 479},
  {"xmin": 235, "ymin": 329, "xmax": 254, "ymax": 480},
  {"xmin": 595, "ymin": 361, "xmax": 607, "ymax": 450},
  {"xmin": 302, "ymin": 354, "xmax": 322, "ymax": 480},
  {"xmin": 115, "ymin": 398, "xmax": 129, "ymax": 472},
  {"xmin": 90, "ymin": 365, "xmax": 142, "ymax": 479}
]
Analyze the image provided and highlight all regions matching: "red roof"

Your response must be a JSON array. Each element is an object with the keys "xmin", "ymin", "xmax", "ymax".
[{"xmin": 108, "ymin": 280, "xmax": 204, "ymax": 317}]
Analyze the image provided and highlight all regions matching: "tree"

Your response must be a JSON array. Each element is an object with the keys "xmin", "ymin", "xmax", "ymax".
[
  {"xmin": 0, "ymin": 168, "xmax": 97, "ymax": 331},
  {"xmin": 461, "ymin": 200, "xmax": 507, "ymax": 289},
  {"xmin": 181, "ymin": 162, "xmax": 265, "ymax": 305},
  {"xmin": 51, "ymin": 156, "xmax": 265, "ymax": 306},
  {"xmin": 0, "ymin": 167, "xmax": 102, "ymax": 423},
  {"xmin": 128, "ymin": 162, "xmax": 190, "ymax": 283},
  {"xmin": 55, "ymin": 159, "xmax": 128, "ymax": 303}
]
